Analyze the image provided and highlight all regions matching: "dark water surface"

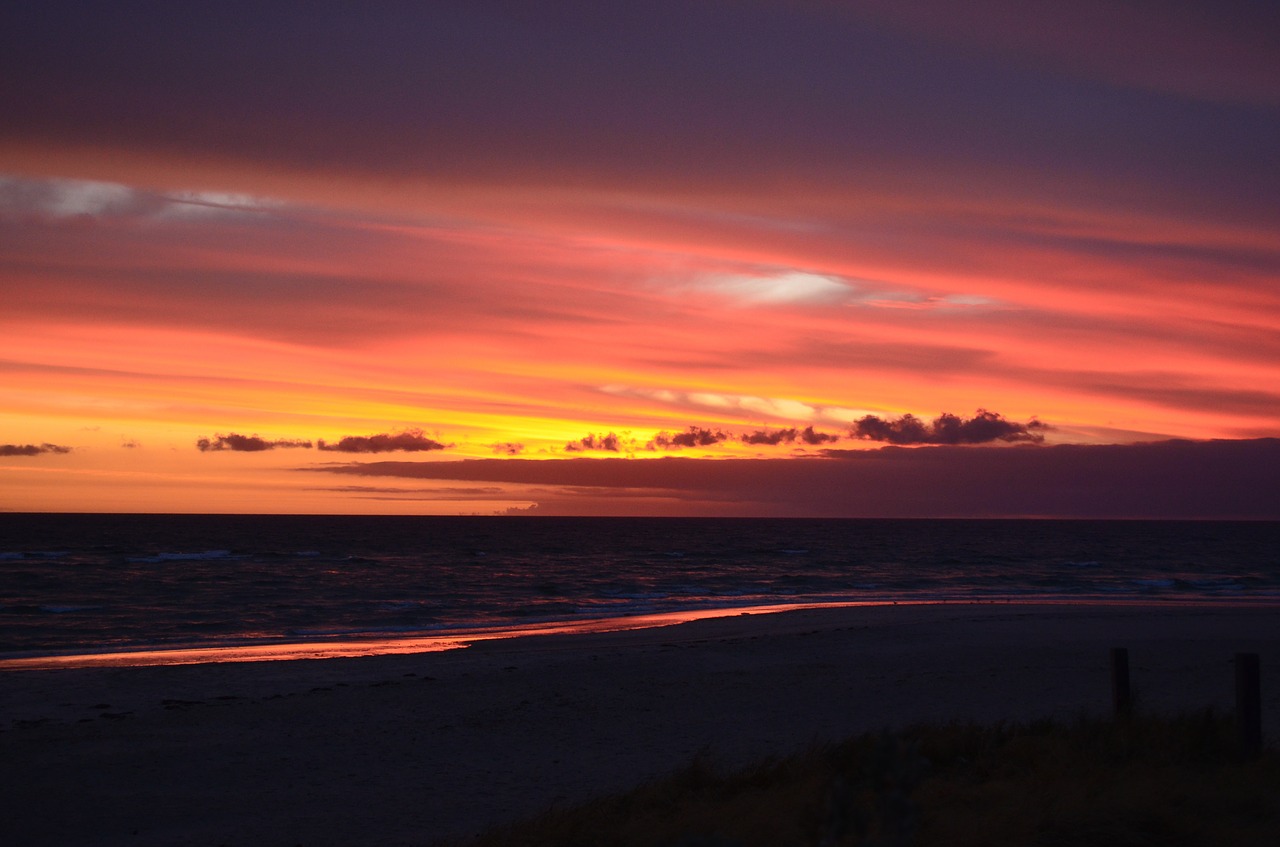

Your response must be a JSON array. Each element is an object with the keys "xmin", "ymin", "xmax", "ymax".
[{"xmin": 1, "ymin": 515, "xmax": 1277, "ymax": 659}]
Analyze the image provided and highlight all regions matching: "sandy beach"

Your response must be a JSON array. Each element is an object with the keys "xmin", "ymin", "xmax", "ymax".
[{"xmin": 2, "ymin": 603, "xmax": 1276, "ymax": 846}]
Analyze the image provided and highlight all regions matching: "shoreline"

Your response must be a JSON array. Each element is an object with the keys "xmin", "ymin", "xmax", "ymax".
[
  {"xmin": 5, "ymin": 595, "xmax": 1278, "ymax": 672},
  {"xmin": 3, "ymin": 602, "xmax": 1277, "ymax": 846}
]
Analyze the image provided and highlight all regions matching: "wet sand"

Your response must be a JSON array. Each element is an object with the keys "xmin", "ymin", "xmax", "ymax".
[{"xmin": 2, "ymin": 603, "xmax": 1276, "ymax": 846}]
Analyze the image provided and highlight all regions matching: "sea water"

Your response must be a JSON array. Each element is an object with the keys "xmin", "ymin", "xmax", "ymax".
[{"xmin": 1, "ymin": 514, "xmax": 1277, "ymax": 662}]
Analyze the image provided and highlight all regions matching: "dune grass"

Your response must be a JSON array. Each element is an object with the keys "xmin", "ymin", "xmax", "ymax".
[{"xmin": 448, "ymin": 711, "xmax": 1278, "ymax": 847}]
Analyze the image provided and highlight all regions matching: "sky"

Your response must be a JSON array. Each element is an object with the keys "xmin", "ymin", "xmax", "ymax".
[{"xmin": 2, "ymin": 1, "xmax": 1278, "ymax": 517}]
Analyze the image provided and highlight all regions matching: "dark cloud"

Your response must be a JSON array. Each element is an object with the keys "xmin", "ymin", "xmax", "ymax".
[
  {"xmin": 317, "ymin": 429, "xmax": 447, "ymax": 453},
  {"xmin": 308, "ymin": 438, "xmax": 1280, "ymax": 519},
  {"xmin": 490, "ymin": 442, "xmax": 525, "ymax": 455},
  {"xmin": 741, "ymin": 426, "xmax": 840, "ymax": 446},
  {"xmin": 851, "ymin": 410, "xmax": 1047, "ymax": 445},
  {"xmin": 196, "ymin": 433, "xmax": 312, "ymax": 452},
  {"xmin": 648, "ymin": 427, "xmax": 730, "ymax": 450},
  {"xmin": 0, "ymin": 442, "xmax": 72, "ymax": 456},
  {"xmin": 853, "ymin": 414, "xmax": 928, "ymax": 444},
  {"xmin": 742, "ymin": 428, "xmax": 798, "ymax": 446},
  {"xmin": 799, "ymin": 425, "xmax": 841, "ymax": 445},
  {"xmin": 564, "ymin": 432, "xmax": 630, "ymax": 453}
]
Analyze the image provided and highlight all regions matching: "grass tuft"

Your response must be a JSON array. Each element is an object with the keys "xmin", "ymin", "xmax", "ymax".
[{"xmin": 444, "ymin": 710, "xmax": 1279, "ymax": 847}]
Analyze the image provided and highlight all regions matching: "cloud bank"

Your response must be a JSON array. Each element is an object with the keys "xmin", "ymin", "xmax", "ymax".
[{"xmin": 309, "ymin": 438, "xmax": 1280, "ymax": 519}]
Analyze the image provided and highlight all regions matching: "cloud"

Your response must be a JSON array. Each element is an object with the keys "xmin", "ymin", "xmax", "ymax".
[
  {"xmin": 697, "ymin": 270, "xmax": 852, "ymax": 305},
  {"xmin": 601, "ymin": 386, "xmax": 869, "ymax": 426},
  {"xmin": 0, "ymin": 175, "xmax": 143, "ymax": 220},
  {"xmin": 564, "ymin": 432, "xmax": 634, "ymax": 453},
  {"xmin": 316, "ymin": 429, "xmax": 448, "ymax": 453},
  {"xmin": 0, "ymin": 442, "xmax": 72, "ymax": 456},
  {"xmin": 851, "ymin": 410, "xmax": 1047, "ymax": 445},
  {"xmin": 647, "ymin": 426, "xmax": 731, "ymax": 450},
  {"xmin": 741, "ymin": 426, "xmax": 840, "ymax": 446},
  {"xmin": 690, "ymin": 268, "xmax": 1003, "ymax": 312},
  {"xmin": 741, "ymin": 427, "xmax": 799, "ymax": 446},
  {"xmin": 196, "ymin": 433, "xmax": 313, "ymax": 452},
  {"xmin": 0, "ymin": 175, "xmax": 278, "ymax": 222},
  {"xmin": 799, "ymin": 425, "xmax": 841, "ymax": 445},
  {"xmin": 490, "ymin": 442, "xmax": 525, "ymax": 455}
]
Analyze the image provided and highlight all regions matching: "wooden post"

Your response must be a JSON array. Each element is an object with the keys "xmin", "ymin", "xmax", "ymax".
[
  {"xmin": 1236, "ymin": 653, "xmax": 1262, "ymax": 758},
  {"xmin": 1111, "ymin": 647, "xmax": 1132, "ymax": 719}
]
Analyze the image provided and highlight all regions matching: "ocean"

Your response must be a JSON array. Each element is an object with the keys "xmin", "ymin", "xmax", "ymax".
[{"xmin": 2, "ymin": 515, "xmax": 1277, "ymax": 665}]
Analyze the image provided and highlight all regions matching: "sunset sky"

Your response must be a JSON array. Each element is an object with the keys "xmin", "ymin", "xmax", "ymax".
[{"xmin": 2, "ymin": 1, "xmax": 1278, "ymax": 517}]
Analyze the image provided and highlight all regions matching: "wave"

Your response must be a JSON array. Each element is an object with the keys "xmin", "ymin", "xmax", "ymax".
[{"xmin": 126, "ymin": 550, "xmax": 235, "ymax": 563}]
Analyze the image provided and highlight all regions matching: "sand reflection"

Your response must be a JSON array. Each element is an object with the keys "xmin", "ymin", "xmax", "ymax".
[{"xmin": 0, "ymin": 601, "xmax": 883, "ymax": 670}]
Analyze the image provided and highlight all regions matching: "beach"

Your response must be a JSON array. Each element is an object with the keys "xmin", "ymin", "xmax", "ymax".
[{"xmin": 2, "ymin": 603, "xmax": 1276, "ymax": 846}]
